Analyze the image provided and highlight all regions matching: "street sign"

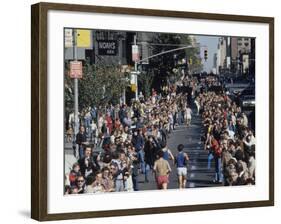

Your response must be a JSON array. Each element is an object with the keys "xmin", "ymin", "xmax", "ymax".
[
  {"xmin": 64, "ymin": 29, "xmax": 73, "ymax": 48},
  {"xmin": 98, "ymin": 41, "xmax": 118, "ymax": 55},
  {"xmin": 132, "ymin": 45, "xmax": 139, "ymax": 62},
  {"xmin": 69, "ymin": 61, "xmax": 83, "ymax": 79},
  {"xmin": 76, "ymin": 29, "xmax": 91, "ymax": 48}
]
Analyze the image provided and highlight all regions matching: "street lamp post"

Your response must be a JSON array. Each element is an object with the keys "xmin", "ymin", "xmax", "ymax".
[
  {"xmin": 73, "ymin": 29, "xmax": 79, "ymax": 156},
  {"xmin": 134, "ymin": 35, "xmax": 138, "ymax": 100}
]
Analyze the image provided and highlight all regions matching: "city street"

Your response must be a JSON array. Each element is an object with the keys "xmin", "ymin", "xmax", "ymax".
[
  {"xmin": 138, "ymin": 107, "xmax": 219, "ymax": 191},
  {"xmin": 65, "ymin": 105, "xmax": 221, "ymax": 191},
  {"xmin": 63, "ymin": 30, "xmax": 256, "ymax": 194}
]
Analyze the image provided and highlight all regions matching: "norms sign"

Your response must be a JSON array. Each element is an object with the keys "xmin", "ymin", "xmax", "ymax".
[{"xmin": 97, "ymin": 41, "xmax": 118, "ymax": 55}]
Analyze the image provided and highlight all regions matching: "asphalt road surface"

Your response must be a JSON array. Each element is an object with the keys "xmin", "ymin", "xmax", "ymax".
[{"xmin": 138, "ymin": 112, "xmax": 221, "ymax": 191}]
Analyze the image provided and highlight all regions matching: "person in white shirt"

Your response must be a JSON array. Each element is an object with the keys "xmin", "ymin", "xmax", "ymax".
[
  {"xmin": 91, "ymin": 120, "xmax": 98, "ymax": 144},
  {"xmin": 184, "ymin": 106, "xmax": 192, "ymax": 126},
  {"xmin": 98, "ymin": 114, "xmax": 104, "ymax": 134},
  {"xmin": 241, "ymin": 112, "xmax": 248, "ymax": 127},
  {"xmin": 243, "ymin": 131, "xmax": 256, "ymax": 148},
  {"xmin": 194, "ymin": 98, "xmax": 200, "ymax": 115}
]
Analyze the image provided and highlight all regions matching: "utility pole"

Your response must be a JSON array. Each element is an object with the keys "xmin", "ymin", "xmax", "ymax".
[
  {"xmin": 134, "ymin": 35, "xmax": 138, "ymax": 100},
  {"xmin": 226, "ymin": 37, "xmax": 231, "ymax": 74},
  {"xmin": 73, "ymin": 29, "xmax": 79, "ymax": 155}
]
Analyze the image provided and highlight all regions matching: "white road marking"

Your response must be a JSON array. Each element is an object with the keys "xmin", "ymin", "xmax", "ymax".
[{"xmin": 189, "ymin": 182, "xmax": 195, "ymax": 188}]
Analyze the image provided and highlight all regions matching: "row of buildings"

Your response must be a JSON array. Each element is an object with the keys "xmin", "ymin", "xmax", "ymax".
[
  {"xmin": 213, "ymin": 37, "xmax": 255, "ymax": 77},
  {"xmin": 64, "ymin": 29, "xmax": 156, "ymax": 71}
]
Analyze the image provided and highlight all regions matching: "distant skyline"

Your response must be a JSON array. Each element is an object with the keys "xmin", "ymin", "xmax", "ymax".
[{"xmin": 195, "ymin": 35, "xmax": 219, "ymax": 73}]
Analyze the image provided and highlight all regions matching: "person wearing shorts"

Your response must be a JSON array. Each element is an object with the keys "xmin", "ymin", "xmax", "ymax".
[
  {"xmin": 153, "ymin": 150, "xmax": 172, "ymax": 190},
  {"xmin": 175, "ymin": 144, "xmax": 189, "ymax": 189}
]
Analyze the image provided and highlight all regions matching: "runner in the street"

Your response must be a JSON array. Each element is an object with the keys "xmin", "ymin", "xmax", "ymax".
[
  {"xmin": 161, "ymin": 142, "xmax": 175, "ymax": 164},
  {"xmin": 184, "ymin": 105, "xmax": 192, "ymax": 126},
  {"xmin": 153, "ymin": 150, "xmax": 172, "ymax": 190},
  {"xmin": 175, "ymin": 144, "xmax": 189, "ymax": 189}
]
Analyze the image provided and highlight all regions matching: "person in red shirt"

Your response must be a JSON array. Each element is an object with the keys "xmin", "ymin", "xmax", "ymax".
[
  {"xmin": 69, "ymin": 163, "xmax": 81, "ymax": 187},
  {"xmin": 105, "ymin": 112, "xmax": 113, "ymax": 134},
  {"xmin": 210, "ymin": 135, "xmax": 223, "ymax": 183},
  {"xmin": 114, "ymin": 118, "xmax": 121, "ymax": 130}
]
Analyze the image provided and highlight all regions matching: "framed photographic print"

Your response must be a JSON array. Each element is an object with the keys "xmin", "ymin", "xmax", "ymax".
[{"xmin": 31, "ymin": 2, "xmax": 274, "ymax": 221}]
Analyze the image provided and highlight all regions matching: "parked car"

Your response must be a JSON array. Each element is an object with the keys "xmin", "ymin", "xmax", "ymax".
[{"xmin": 239, "ymin": 86, "xmax": 255, "ymax": 110}]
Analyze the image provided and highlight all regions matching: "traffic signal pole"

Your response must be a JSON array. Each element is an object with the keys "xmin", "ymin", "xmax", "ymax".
[
  {"xmin": 132, "ymin": 43, "xmax": 206, "ymax": 98},
  {"xmin": 137, "ymin": 45, "xmax": 199, "ymax": 64},
  {"xmin": 137, "ymin": 45, "xmax": 204, "ymax": 76}
]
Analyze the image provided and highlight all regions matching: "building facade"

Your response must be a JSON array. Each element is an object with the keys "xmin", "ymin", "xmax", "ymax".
[{"xmin": 215, "ymin": 36, "xmax": 255, "ymax": 76}]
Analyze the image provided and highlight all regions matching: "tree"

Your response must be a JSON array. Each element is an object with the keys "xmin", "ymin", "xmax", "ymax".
[
  {"xmin": 147, "ymin": 33, "xmax": 202, "ymax": 91},
  {"xmin": 64, "ymin": 63, "xmax": 74, "ymax": 116},
  {"xmin": 64, "ymin": 61, "xmax": 129, "ymax": 113},
  {"xmin": 138, "ymin": 70, "xmax": 155, "ymax": 99}
]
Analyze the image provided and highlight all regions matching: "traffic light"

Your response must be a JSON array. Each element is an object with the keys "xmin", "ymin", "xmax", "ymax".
[
  {"xmin": 189, "ymin": 58, "xmax": 193, "ymax": 65},
  {"xmin": 204, "ymin": 50, "xmax": 208, "ymax": 61}
]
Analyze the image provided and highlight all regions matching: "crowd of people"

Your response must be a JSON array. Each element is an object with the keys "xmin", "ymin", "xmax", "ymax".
[
  {"xmin": 64, "ymin": 74, "xmax": 256, "ymax": 195},
  {"xmin": 65, "ymin": 86, "xmax": 192, "ymax": 194},
  {"xmin": 197, "ymin": 76, "xmax": 256, "ymax": 185}
]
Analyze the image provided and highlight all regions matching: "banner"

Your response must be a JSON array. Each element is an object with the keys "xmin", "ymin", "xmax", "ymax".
[{"xmin": 132, "ymin": 45, "xmax": 139, "ymax": 62}]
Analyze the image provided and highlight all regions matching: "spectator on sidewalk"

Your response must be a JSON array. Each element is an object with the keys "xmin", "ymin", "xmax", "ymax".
[{"xmin": 76, "ymin": 125, "xmax": 88, "ymax": 159}]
